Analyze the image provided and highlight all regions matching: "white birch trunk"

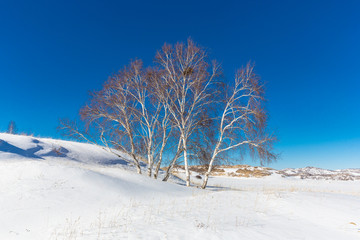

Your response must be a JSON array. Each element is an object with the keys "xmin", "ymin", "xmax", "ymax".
[
  {"xmin": 182, "ymin": 137, "xmax": 190, "ymax": 187},
  {"xmin": 201, "ymin": 153, "xmax": 219, "ymax": 189},
  {"xmin": 147, "ymin": 155, "xmax": 153, "ymax": 177}
]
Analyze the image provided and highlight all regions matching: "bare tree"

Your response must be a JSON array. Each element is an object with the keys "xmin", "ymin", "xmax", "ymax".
[
  {"xmin": 155, "ymin": 39, "xmax": 221, "ymax": 186},
  {"xmin": 126, "ymin": 61, "xmax": 172, "ymax": 177},
  {"xmin": 7, "ymin": 121, "xmax": 17, "ymax": 134},
  {"xmin": 152, "ymin": 103, "xmax": 173, "ymax": 179},
  {"xmin": 149, "ymin": 67, "xmax": 183, "ymax": 180},
  {"xmin": 120, "ymin": 60, "xmax": 158, "ymax": 177},
  {"xmin": 59, "ymin": 61, "xmax": 176, "ymax": 178},
  {"xmin": 58, "ymin": 40, "xmax": 277, "ymax": 187},
  {"xmin": 78, "ymin": 60, "xmax": 178, "ymax": 177},
  {"xmin": 149, "ymin": 71, "xmax": 176, "ymax": 179},
  {"xmin": 79, "ymin": 62, "xmax": 144, "ymax": 174},
  {"xmin": 201, "ymin": 63, "xmax": 277, "ymax": 189}
]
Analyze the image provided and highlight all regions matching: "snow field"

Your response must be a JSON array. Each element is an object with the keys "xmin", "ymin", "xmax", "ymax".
[{"xmin": 0, "ymin": 133, "xmax": 359, "ymax": 239}]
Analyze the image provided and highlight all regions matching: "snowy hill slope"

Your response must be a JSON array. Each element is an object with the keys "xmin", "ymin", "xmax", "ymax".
[
  {"xmin": 0, "ymin": 133, "xmax": 359, "ymax": 240},
  {"xmin": 0, "ymin": 133, "xmax": 135, "ymax": 165}
]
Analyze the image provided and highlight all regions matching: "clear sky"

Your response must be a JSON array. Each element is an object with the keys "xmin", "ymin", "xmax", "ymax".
[{"xmin": 0, "ymin": 0, "xmax": 359, "ymax": 169}]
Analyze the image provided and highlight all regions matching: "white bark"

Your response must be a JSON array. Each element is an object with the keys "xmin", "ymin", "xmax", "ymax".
[
  {"xmin": 155, "ymin": 39, "xmax": 220, "ymax": 186},
  {"xmin": 201, "ymin": 64, "xmax": 275, "ymax": 189}
]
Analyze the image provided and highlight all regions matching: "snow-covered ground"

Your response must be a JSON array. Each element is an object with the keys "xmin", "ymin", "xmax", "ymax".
[{"xmin": 0, "ymin": 133, "xmax": 359, "ymax": 240}]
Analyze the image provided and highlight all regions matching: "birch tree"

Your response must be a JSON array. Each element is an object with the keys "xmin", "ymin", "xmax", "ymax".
[
  {"xmin": 79, "ymin": 62, "xmax": 143, "ymax": 174},
  {"xmin": 127, "ymin": 62, "xmax": 173, "ymax": 177},
  {"xmin": 59, "ymin": 39, "xmax": 277, "ymax": 186},
  {"xmin": 78, "ymin": 60, "xmax": 175, "ymax": 178},
  {"xmin": 201, "ymin": 63, "xmax": 277, "ymax": 189},
  {"xmin": 148, "ymin": 69, "xmax": 177, "ymax": 179},
  {"xmin": 123, "ymin": 60, "xmax": 158, "ymax": 177},
  {"xmin": 155, "ymin": 39, "xmax": 221, "ymax": 186}
]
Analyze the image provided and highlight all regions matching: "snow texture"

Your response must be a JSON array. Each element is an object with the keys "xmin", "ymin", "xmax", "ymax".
[{"xmin": 0, "ymin": 133, "xmax": 359, "ymax": 239}]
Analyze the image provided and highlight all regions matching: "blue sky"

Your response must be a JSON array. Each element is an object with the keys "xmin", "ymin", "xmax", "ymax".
[{"xmin": 0, "ymin": 0, "xmax": 359, "ymax": 169}]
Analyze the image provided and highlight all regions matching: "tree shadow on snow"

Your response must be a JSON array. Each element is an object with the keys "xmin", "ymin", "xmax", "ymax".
[
  {"xmin": 203, "ymin": 185, "xmax": 235, "ymax": 191},
  {"xmin": 42, "ymin": 146, "xmax": 69, "ymax": 158},
  {"xmin": 0, "ymin": 139, "xmax": 44, "ymax": 159},
  {"xmin": 102, "ymin": 159, "xmax": 130, "ymax": 166}
]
